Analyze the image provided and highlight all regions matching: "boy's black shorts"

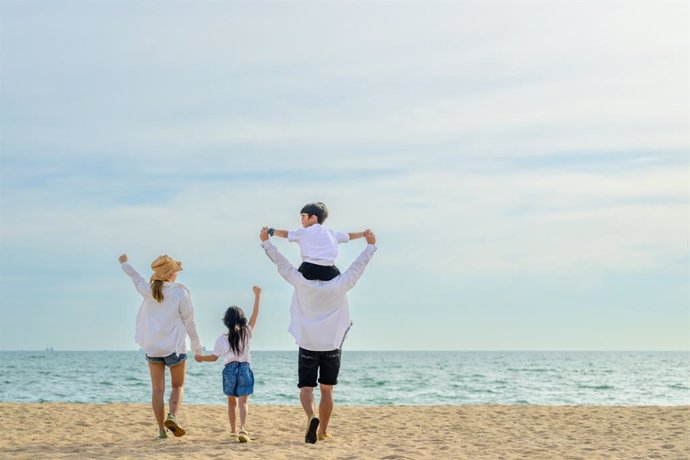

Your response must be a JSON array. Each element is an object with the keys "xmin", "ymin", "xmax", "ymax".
[
  {"xmin": 298, "ymin": 262, "xmax": 341, "ymax": 281},
  {"xmin": 297, "ymin": 347, "xmax": 341, "ymax": 388}
]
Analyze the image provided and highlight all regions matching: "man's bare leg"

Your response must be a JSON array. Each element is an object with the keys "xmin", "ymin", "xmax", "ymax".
[
  {"xmin": 317, "ymin": 384, "xmax": 334, "ymax": 436},
  {"xmin": 300, "ymin": 386, "xmax": 319, "ymax": 443}
]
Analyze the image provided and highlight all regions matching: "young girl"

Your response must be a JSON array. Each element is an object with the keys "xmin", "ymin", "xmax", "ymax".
[
  {"xmin": 195, "ymin": 286, "xmax": 261, "ymax": 443},
  {"xmin": 118, "ymin": 253, "xmax": 203, "ymax": 440}
]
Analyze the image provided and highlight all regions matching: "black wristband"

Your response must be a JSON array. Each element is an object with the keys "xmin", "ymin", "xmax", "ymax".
[{"xmin": 268, "ymin": 228, "xmax": 275, "ymax": 237}]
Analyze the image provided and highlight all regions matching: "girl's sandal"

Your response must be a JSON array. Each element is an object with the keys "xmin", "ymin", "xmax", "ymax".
[{"xmin": 229, "ymin": 432, "xmax": 239, "ymax": 443}]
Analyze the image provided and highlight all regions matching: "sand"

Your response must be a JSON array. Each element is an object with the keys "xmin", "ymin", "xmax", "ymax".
[{"xmin": 0, "ymin": 403, "xmax": 688, "ymax": 459}]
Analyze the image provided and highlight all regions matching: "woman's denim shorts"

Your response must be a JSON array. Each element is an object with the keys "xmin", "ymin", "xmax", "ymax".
[
  {"xmin": 146, "ymin": 352, "xmax": 187, "ymax": 367},
  {"xmin": 223, "ymin": 362, "xmax": 254, "ymax": 397}
]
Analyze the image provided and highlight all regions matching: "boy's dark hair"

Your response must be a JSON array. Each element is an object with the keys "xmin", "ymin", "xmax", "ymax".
[{"xmin": 300, "ymin": 202, "xmax": 328, "ymax": 224}]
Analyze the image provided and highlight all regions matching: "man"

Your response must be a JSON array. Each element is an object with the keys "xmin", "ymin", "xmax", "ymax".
[{"xmin": 259, "ymin": 226, "xmax": 377, "ymax": 443}]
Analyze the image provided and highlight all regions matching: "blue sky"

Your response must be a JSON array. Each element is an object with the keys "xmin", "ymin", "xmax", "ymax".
[{"xmin": 1, "ymin": 0, "xmax": 687, "ymax": 351}]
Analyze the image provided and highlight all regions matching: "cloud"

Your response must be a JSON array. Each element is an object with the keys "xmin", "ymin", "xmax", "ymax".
[{"xmin": 1, "ymin": 0, "xmax": 687, "ymax": 350}]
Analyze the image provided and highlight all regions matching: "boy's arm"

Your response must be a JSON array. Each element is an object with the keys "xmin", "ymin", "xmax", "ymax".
[
  {"xmin": 269, "ymin": 229, "xmax": 288, "ymax": 238},
  {"xmin": 347, "ymin": 229, "xmax": 370, "ymax": 240},
  {"xmin": 194, "ymin": 354, "xmax": 219, "ymax": 362},
  {"xmin": 248, "ymin": 286, "xmax": 261, "ymax": 330}
]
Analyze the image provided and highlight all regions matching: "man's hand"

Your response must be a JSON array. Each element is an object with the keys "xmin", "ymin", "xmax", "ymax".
[
  {"xmin": 118, "ymin": 254, "xmax": 128, "ymax": 264},
  {"xmin": 260, "ymin": 227, "xmax": 269, "ymax": 241},
  {"xmin": 364, "ymin": 230, "xmax": 376, "ymax": 245},
  {"xmin": 253, "ymin": 285, "xmax": 262, "ymax": 296}
]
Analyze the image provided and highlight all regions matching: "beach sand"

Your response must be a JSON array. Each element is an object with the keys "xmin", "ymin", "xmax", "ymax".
[{"xmin": 1, "ymin": 403, "xmax": 687, "ymax": 459}]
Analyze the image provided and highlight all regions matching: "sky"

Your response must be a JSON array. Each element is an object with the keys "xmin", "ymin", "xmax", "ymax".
[{"xmin": 0, "ymin": 0, "xmax": 687, "ymax": 351}]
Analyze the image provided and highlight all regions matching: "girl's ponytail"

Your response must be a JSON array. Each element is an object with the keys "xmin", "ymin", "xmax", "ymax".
[{"xmin": 223, "ymin": 306, "xmax": 249, "ymax": 355}]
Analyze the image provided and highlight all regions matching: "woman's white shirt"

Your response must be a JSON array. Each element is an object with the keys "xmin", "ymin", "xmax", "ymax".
[{"xmin": 121, "ymin": 262, "xmax": 203, "ymax": 357}]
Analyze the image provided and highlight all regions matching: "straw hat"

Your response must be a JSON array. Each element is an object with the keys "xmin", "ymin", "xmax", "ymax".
[{"xmin": 150, "ymin": 255, "xmax": 183, "ymax": 282}]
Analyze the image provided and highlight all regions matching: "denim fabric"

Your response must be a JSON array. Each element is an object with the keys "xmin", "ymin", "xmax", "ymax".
[
  {"xmin": 222, "ymin": 362, "xmax": 254, "ymax": 397},
  {"xmin": 146, "ymin": 352, "xmax": 187, "ymax": 367}
]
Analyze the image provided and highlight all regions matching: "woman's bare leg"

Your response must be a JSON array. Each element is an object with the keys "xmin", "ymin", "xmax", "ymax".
[
  {"xmin": 168, "ymin": 360, "xmax": 186, "ymax": 415},
  {"xmin": 148, "ymin": 362, "xmax": 166, "ymax": 432}
]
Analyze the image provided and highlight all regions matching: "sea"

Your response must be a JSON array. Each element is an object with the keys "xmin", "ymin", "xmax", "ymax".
[{"xmin": 1, "ymin": 351, "xmax": 688, "ymax": 406}]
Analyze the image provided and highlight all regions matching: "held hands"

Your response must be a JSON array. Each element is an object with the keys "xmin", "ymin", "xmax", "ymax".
[
  {"xmin": 364, "ymin": 230, "xmax": 376, "ymax": 245},
  {"xmin": 253, "ymin": 285, "xmax": 262, "ymax": 296},
  {"xmin": 118, "ymin": 254, "xmax": 128, "ymax": 264},
  {"xmin": 194, "ymin": 355, "xmax": 204, "ymax": 363},
  {"xmin": 259, "ymin": 227, "xmax": 269, "ymax": 242}
]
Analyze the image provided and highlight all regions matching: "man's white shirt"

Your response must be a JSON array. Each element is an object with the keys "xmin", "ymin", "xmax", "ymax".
[{"xmin": 261, "ymin": 239, "xmax": 377, "ymax": 351}]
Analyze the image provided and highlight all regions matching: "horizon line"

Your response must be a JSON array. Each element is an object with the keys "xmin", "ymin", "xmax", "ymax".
[{"xmin": 3, "ymin": 348, "xmax": 689, "ymax": 353}]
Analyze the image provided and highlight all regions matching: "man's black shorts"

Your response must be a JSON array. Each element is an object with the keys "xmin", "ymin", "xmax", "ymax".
[{"xmin": 297, "ymin": 347, "xmax": 341, "ymax": 388}]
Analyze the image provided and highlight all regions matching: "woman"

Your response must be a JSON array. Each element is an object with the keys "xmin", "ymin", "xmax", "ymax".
[{"xmin": 118, "ymin": 253, "xmax": 203, "ymax": 439}]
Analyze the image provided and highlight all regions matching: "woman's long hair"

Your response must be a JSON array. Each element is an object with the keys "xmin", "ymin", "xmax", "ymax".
[
  {"xmin": 223, "ymin": 306, "xmax": 248, "ymax": 355},
  {"xmin": 151, "ymin": 280, "xmax": 164, "ymax": 302}
]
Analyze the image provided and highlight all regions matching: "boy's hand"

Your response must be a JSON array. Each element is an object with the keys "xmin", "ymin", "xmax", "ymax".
[
  {"xmin": 194, "ymin": 355, "xmax": 203, "ymax": 362},
  {"xmin": 259, "ymin": 227, "xmax": 269, "ymax": 241},
  {"xmin": 364, "ymin": 230, "xmax": 376, "ymax": 245},
  {"xmin": 253, "ymin": 285, "xmax": 262, "ymax": 295},
  {"xmin": 118, "ymin": 254, "xmax": 128, "ymax": 264}
]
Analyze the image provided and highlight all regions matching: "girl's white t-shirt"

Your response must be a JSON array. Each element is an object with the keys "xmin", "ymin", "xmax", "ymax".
[{"xmin": 213, "ymin": 326, "xmax": 253, "ymax": 364}]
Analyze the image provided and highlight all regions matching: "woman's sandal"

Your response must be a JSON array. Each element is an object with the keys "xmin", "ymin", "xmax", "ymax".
[
  {"xmin": 238, "ymin": 429, "xmax": 252, "ymax": 443},
  {"xmin": 164, "ymin": 413, "xmax": 186, "ymax": 437}
]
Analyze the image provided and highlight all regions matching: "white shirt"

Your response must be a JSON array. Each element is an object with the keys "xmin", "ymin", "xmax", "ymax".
[
  {"xmin": 261, "ymin": 239, "xmax": 377, "ymax": 351},
  {"xmin": 121, "ymin": 263, "xmax": 203, "ymax": 357},
  {"xmin": 213, "ymin": 327, "xmax": 253, "ymax": 364},
  {"xmin": 288, "ymin": 224, "xmax": 350, "ymax": 266}
]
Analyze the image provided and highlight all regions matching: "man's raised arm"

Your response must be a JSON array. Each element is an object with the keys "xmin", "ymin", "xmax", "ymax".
[
  {"xmin": 259, "ymin": 226, "xmax": 302, "ymax": 286},
  {"xmin": 340, "ymin": 230, "xmax": 378, "ymax": 290}
]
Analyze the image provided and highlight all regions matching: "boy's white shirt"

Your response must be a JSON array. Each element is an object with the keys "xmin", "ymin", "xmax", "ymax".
[
  {"xmin": 261, "ymin": 239, "xmax": 377, "ymax": 351},
  {"xmin": 213, "ymin": 326, "xmax": 253, "ymax": 364},
  {"xmin": 287, "ymin": 223, "xmax": 350, "ymax": 266},
  {"xmin": 121, "ymin": 263, "xmax": 203, "ymax": 357}
]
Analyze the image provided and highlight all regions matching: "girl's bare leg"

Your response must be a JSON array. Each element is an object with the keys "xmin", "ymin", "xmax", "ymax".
[
  {"xmin": 228, "ymin": 397, "xmax": 238, "ymax": 433},
  {"xmin": 239, "ymin": 395, "xmax": 249, "ymax": 430}
]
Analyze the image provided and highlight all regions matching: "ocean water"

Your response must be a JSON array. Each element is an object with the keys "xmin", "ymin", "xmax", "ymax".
[{"xmin": 1, "ymin": 351, "xmax": 688, "ymax": 406}]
